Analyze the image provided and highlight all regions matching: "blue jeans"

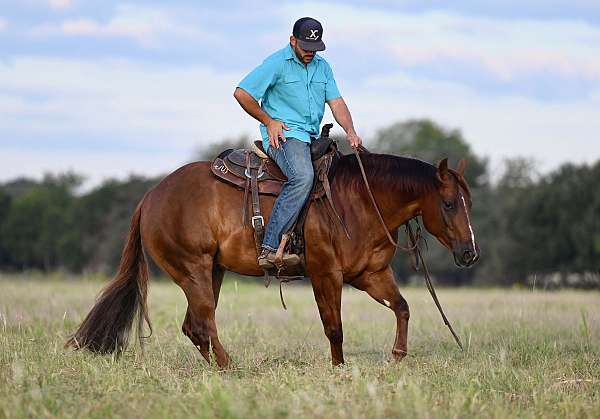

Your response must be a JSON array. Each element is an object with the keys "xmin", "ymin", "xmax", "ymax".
[{"xmin": 262, "ymin": 138, "xmax": 314, "ymax": 251}]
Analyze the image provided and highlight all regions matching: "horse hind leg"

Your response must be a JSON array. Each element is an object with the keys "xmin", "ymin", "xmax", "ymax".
[
  {"xmin": 171, "ymin": 258, "xmax": 230, "ymax": 368},
  {"xmin": 181, "ymin": 285, "xmax": 230, "ymax": 368}
]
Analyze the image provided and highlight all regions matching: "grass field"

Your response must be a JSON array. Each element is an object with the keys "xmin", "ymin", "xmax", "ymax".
[{"xmin": 0, "ymin": 274, "xmax": 599, "ymax": 418}]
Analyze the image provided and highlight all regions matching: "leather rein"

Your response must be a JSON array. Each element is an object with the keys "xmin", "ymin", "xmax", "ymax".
[{"xmin": 352, "ymin": 147, "xmax": 464, "ymax": 351}]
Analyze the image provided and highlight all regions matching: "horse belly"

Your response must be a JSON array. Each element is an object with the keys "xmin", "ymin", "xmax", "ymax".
[
  {"xmin": 216, "ymin": 226, "xmax": 265, "ymax": 276},
  {"xmin": 212, "ymin": 187, "xmax": 276, "ymax": 277}
]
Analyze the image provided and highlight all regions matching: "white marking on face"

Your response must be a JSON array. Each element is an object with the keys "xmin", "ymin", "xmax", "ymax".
[
  {"xmin": 460, "ymin": 193, "xmax": 477, "ymax": 255},
  {"xmin": 383, "ymin": 299, "xmax": 391, "ymax": 307}
]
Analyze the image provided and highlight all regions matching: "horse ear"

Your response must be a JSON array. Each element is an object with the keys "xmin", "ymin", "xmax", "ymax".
[
  {"xmin": 437, "ymin": 158, "xmax": 450, "ymax": 182},
  {"xmin": 456, "ymin": 159, "xmax": 466, "ymax": 176}
]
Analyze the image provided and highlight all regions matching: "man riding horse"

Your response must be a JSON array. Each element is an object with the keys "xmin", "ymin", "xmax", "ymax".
[
  {"xmin": 68, "ymin": 17, "xmax": 479, "ymax": 368},
  {"xmin": 234, "ymin": 17, "xmax": 362, "ymax": 269}
]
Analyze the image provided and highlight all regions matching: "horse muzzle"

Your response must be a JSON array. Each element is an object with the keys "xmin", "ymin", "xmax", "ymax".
[{"xmin": 453, "ymin": 244, "xmax": 480, "ymax": 268}]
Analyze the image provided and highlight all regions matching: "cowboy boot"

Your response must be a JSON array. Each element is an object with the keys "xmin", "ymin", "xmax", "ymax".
[{"xmin": 258, "ymin": 249, "xmax": 301, "ymax": 269}]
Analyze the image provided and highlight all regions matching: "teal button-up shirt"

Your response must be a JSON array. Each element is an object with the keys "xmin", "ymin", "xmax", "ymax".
[{"xmin": 238, "ymin": 44, "xmax": 341, "ymax": 151}]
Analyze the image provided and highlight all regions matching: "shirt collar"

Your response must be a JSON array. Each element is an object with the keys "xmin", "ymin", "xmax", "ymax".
[{"xmin": 284, "ymin": 43, "xmax": 321, "ymax": 66}]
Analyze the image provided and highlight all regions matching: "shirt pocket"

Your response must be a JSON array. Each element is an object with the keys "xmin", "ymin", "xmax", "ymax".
[
  {"xmin": 281, "ymin": 74, "xmax": 306, "ymax": 113},
  {"xmin": 310, "ymin": 73, "xmax": 327, "ymax": 105},
  {"xmin": 284, "ymin": 74, "xmax": 303, "ymax": 84}
]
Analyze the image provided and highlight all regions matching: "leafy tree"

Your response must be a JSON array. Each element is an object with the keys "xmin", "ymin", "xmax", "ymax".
[
  {"xmin": 73, "ymin": 175, "xmax": 159, "ymax": 273},
  {"xmin": 0, "ymin": 173, "xmax": 82, "ymax": 270},
  {"xmin": 505, "ymin": 161, "xmax": 600, "ymax": 278},
  {"xmin": 497, "ymin": 158, "xmax": 539, "ymax": 190},
  {"xmin": 473, "ymin": 158, "xmax": 540, "ymax": 284},
  {"xmin": 0, "ymin": 190, "xmax": 12, "ymax": 266},
  {"xmin": 0, "ymin": 178, "xmax": 39, "ymax": 198},
  {"xmin": 371, "ymin": 119, "xmax": 488, "ymax": 187}
]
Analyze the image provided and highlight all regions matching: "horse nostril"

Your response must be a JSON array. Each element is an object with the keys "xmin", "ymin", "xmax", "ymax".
[{"xmin": 463, "ymin": 250, "xmax": 474, "ymax": 262}]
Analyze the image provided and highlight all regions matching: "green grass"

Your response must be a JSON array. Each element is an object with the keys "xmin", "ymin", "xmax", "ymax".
[{"xmin": 0, "ymin": 274, "xmax": 599, "ymax": 418}]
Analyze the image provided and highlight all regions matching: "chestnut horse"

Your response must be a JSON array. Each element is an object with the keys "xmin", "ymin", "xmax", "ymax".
[{"xmin": 68, "ymin": 153, "xmax": 479, "ymax": 367}]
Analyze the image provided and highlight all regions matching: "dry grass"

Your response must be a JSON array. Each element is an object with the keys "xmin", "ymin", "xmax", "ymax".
[{"xmin": 0, "ymin": 273, "xmax": 599, "ymax": 418}]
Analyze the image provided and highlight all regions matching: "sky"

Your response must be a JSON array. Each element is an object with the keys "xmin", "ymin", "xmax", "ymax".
[{"xmin": 1, "ymin": 0, "xmax": 600, "ymax": 187}]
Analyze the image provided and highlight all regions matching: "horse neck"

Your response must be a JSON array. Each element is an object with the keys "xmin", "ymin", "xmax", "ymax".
[
  {"xmin": 367, "ymin": 175, "xmax": 427, "ymax": 232},
  {"xmin": 335, "ymin": 154, "xmax": 435, "ymax": 233}
]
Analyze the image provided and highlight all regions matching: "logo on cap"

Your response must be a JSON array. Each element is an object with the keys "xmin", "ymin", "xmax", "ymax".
[{"xmin": 306, "ymin": 29, "xmax": 320, "ymax": 40}]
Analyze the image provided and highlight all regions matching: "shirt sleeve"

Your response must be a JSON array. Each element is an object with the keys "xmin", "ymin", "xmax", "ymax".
[
  {"xmin": 324, "ymin": 62, "xmax": 341, "ymax": 101},
  {"xmin": 237, "ymin": 58, "xmax": 281, "ymax": 102}
]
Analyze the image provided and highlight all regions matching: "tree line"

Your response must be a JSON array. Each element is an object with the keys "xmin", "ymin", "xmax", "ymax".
[{"xmin": 1, "ymin": 119, "xmax": 598, "ymax": 288}]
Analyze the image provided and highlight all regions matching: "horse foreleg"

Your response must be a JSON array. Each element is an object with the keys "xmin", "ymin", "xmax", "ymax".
[
  {"xmin": 351, "ymin": 266, "xmax": 410, "ymax": 361},
  {"xmin": 311, "ymin": 272, "xmax": 345, "ymax": 366}
]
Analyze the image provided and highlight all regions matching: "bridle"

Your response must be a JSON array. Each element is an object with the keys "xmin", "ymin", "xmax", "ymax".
[
  {"xmin": 353, "ymin": 147, "xmax": 464, "ymax": 351},
  {"xmin": 439, "ymin": 181, "xmax": 478, "ymax": 265}
]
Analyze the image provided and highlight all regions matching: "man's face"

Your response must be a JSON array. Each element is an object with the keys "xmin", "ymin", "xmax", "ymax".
[{"xmin": 290, "ymin": 36, "xmax": 315, "ymax": 65}]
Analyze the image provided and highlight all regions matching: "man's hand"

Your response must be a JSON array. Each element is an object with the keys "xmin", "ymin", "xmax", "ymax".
[
  {"xmin": 266, "ymin": 119, "xmax": 289, "ymax": 149},
  {"xmin": 347, "ymin": 131, "xmax": 362, "ymax": 149},
  {"xmin": 327, "ymin": 97, "xmax": 362, "ymax": 149},
  {"xmin": 233, "ymin": 88, "xmax": 285, "ymax": 147}
]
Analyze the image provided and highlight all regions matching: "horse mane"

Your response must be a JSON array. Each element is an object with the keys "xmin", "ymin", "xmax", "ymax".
[{"xmin": 334, "ymin": 152, "xmax": 440, "ymax": 196}]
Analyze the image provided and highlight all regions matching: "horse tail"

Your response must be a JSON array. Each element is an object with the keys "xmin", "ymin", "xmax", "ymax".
[{"xmin": 67, "ymin": 197, "xmax": 152, "ymax": 354}]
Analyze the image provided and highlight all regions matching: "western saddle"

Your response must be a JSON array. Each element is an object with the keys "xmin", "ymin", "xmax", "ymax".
[{"xmin": 210, "ymin": 123, "xmax": 348, "ymax": 278}]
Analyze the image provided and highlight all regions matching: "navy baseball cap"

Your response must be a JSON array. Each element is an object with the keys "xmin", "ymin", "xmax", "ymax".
[{"xmin": 292, "ymin": 17, "xmax": 326, "ymax": 51}]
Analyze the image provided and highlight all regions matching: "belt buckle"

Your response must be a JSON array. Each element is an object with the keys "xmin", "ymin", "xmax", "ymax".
[{"xmin": 251, "ymin": 215, "xmax": 264, "ymax": 228}]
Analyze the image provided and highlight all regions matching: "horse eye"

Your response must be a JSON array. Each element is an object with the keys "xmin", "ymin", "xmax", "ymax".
[{"xmin": 443, "ymin": 201, "xmax": 454, "ymax": 210}]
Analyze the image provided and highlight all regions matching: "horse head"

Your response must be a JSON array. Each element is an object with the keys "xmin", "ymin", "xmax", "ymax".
[{"xmin": 421, "ymin": 158, "xmax": 480, "ymax": 268}]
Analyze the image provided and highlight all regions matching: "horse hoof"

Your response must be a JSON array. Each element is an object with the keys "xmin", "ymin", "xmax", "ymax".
[
  {"xmin": 392, "ymin": 349, "xmax": 407, "ymax": 362},
  {"xmin": 216, "ymin": 355, "xmax": 232, "ymax": 370}
]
